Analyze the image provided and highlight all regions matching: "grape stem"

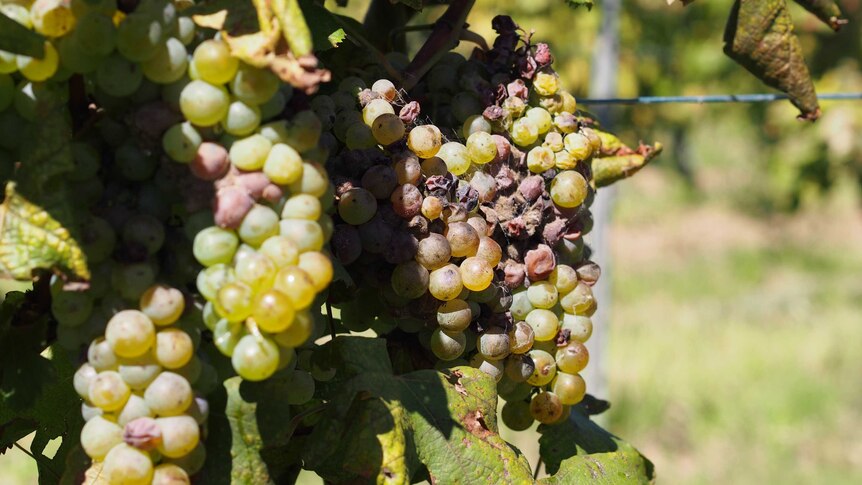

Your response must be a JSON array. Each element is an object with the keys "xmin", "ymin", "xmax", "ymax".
[
  {"xmin": 402, "ymin": 0, "xmax": 476, "ymax": 90},
  {"xmin": 533, "ymin": 456, "xmax": 543, "ymax": 480},
  {"xmin": 325, "ymin": 300, "xmax": 336, "ymax": 340},
  {"xmin": 13, "ymin": 441, "xmax": 59, "ymax": 480}
]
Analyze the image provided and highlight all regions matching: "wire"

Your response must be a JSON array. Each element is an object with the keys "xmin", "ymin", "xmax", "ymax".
[{"xmin": 577, "ymin": 92, "xmax": 862, "ymax": 105}]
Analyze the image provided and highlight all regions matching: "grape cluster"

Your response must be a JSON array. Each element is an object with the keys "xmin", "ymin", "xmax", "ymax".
[{"xmin": 73, "ymin": 285, "xmax": 207, "ymax": 484}]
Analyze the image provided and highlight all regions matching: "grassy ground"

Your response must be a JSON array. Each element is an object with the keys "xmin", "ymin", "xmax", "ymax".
[{"xmin": 4, "ymin": 167, "xmax": 861, "ymax": 483}]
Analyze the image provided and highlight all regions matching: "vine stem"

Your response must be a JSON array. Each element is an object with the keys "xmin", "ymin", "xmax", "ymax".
[
  {"xmin": 325, "ymin": 300, "xmax": 336, "ymax": 340},
  {"xmin": 13, "ymin": 442, "xmax": 59, "ymax": 480},
  {"xmin": 534, "ymin": 456, "xmax": 543, "ymax": 480},
  {"xmin": 402, "ymin": 0, "xmax": 476, "ymax": 90}
]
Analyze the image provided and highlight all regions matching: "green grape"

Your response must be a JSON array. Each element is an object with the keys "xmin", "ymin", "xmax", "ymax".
[
  {"xmin": 231, "ymin": 63, "xmax": 279, "ymax": 105},
  {"xmin": 144, "ymin": 371, "xmax": 193, "ymax": 416},
  {"xmin": 105, "ymin": 310, "xmax": 155, "ymax": 358},
  {"xmin": 560, "ymin": 313, "xmax": 592, "ymax": 343},
  {"xmin": 345, "ymin": 123, "xmax": 376, "ymax": 150},
  {"xmin": 273, "ymin": 309, "xmax": 313, "ymax": 347},
  {"xmin": 180, "ymin": 80, "xmax": 230, "ymax": 127},
  {"xmin": 52, "ymin": 290, "xmax": 94, "ymax": 327},
  {"xmin": 259, "ymin": 235, "xmax": 300, "ymax": 267},
  {"xmin": 221, "ymin": 98, "xmax": 261, "ymax": 136},
  {"xmin": 156, "ymin": 415, "xmax": 200, "ymax": 458},
  {"xmin": 525, "ymin": 308, "xmax": 559, "ymax": 342},
  {"xmin": 117, "ymin": 394, "xmax": 154, "ymax": 427},
  {"xmin": 391, "ymin": 261, "xmax": 430, "ymax": 300},
  {"xmin": 0, "ymin": 51, "xmax": 17, "ymax": 74},
  {"xmin": 196, "ymin": 264, "xmax": 235, "ymax": 302},
  {"xmin": 459, "ymin": 257, "xmax": 493, "ymax": 292},
  {"xmin": 1, "ymin": 3, "xmax": 31, "ymax": 28},
  {"xmin": 430, "ymin": 328, "xmax": 466, "ymax": 361},
  {"xmin": 525, "ymin": 107, "xmax": 553, "ymax": 134},
  {"xmin": 288, "ymin": 161, "xmax": 328, "ymax": 197},
  {"xmin": 505, "ymin": 353, "xmax": 536, "ymax": 382},
  {"xmin": 466, "ymin": 131, "xmax": 497, "ymax": 165},
  {"xmin": 232, "ymin": 334, "xmax": 280, "ymax": 381},
  {"xmin": 552, "ymin": 372, "xmax": 586, "ymax": 405},
  {"xmin": 81, "ymin": 401, "xmax": 102, "ymax": 422},
  {"xmin": 16, "ymin": 41, "xmax": 59, "ymax": 81},
  {"xmin": 13, "ymin": 80, "xmax": 67, "ymax": 121},
  {"xmin": 152, "ymin": 464, "xmax": 190, "ymax": 485},
  {"xmin": 361, "ymin": 98, "xmax": 395, "ymax": 126},
  {"xmin": 80, "ymin": 415, "xmax": 123, "ymax": 459},
  {"xmin": 142, "ymin": 37, "xmax": 188, "ymax": 84},
  {"xmin": 154, "ymin": 329, "xmax": 194, "ymax": 370},
  {"xmin": 282, "ymin": 194, "xmax": 321, "ymax": 221},
  {"xmin": 260, "ymin": 89, "xmax": 287, "ymax": 120},
  {"xmin": 406, "ymin": 125, "xmax": 442, "ymax": 158},
  {"xmin": 508, "ymin": 321, "xmax": 535, "ymax": 354},
  {"xmin": 115, "ymin": 143, "xmax": 157, "ymax": 181},
  {"xmin": 475, "ymin": 237, "xmax": 502, "ymax": 267},
  {"xmin": 527, "ymin": 281, "xmax": 558, "ymax": 309},
  {"xmin": 451, "ymin": 92, "xmax": 482, "ymax": 122},
  {"xmin": 273, "ymin": 266, "xmax": 316, "ymax": 309},
  {"xmin": 282, "ymin": 110, "xmax": 321, "ymax": 152},
  {"xmin": 371, "ymin": 78, "xmax": 397, "ymax": 101},
  {"xmin": 235, "ymin": 251, "xmax": 277, "ymax": 291},
  {"xmin": 563, "ymin": 133, "xmax": 591, "ymax": 161},
  {"xmin": 429, "ymin": 264, "xmax": 463, "ymax": 301},
  {"xmin": 192, "ymin": 39, "xmax": 238, "ymax": 85},
  {"xmin": 215, "ymin": 281, "xmax": 255, "ymax": 322},
  {"xmin": 549, "ymin": 265, "xmax": 578, "ymax": 294},
  {"xmin": 228, "ymin": 133, "xmax": 271, "ymax": 170},
  {"xmin": 176, "ymin": 16, "xmax": 196, "ymax": 45},
  {"xmin": 550, "ymin": 170, "xmax": 588, "ymax": 208},
  {"xmin": 526, "ymin": 349, "xmax": 556, "ymax": 386},
  {"xmin": 436, "ymin": 299, "xmax": 472, "ymax": 333},
  {"xmin": 462, "ymin": 114, "xmax": 492, "ymax": 138},
  {"xmin": 96, "ymin": 54, "xmax": 143, "ymax": 97},
  {"xmin": 237, "ymin": 204, "xmax": 279, "ymax": 246},
  {"xmin": 262, "ymin": 143, "xmax": 303, "ymax": 185},
  {"xmin": 337, "ymin": 188, "xmax": 377, "ymax": 225},
  {"xmin": 370, "ymin": 112, "xmax": 405, "ymax": 146},
  {"xmin": 527, "ymin": 146, "xmax": 555, "ymax": 173},
  {"xmin": 102, "ymin": 443, "xmax": 154, "ymax": 484},
  {"xmin": 510, "ymin": 289, "xmax": 534, "ymax": 322},
  {"xmin": 88, "ymin": 370, "xmax": 130, "ymax": 411},
  {"xmin": 279, "ymin": 219, "xmax": 324, "ymax": 253},
  {"xmin": 298, "ymin": 251, "xmax": 333, "ymax": 292},
  {"xmin": 162, "ymin": 121, "xmax": 202, "ymax": 163},
  {"xmin": 117, "ymin": 355, "xmax": 162, "ymax": 391},
  {"xmin": 437, "ymin": 141, "xmax": 471, "ymax": 176},
  {"xmin": 477, "ymin": 327, "xmax": 510, "ymax": 361},
  {"xmin": 416, "ymin": 233, "xmax": 451, "ymax": 270},
  {"xmin": 284, "ymin": 370, "xmax": 315, "ymax": 404},
  {"xmin": 530, "ymin": 391, "xmax": 563, "ymax": 424},
  {"xmin": 445, "ymin": 222, "xmax": 479, "ymax": 258},
  {"xmin": 252, "ymin": 289, "xmax": 295, "ymax": 333},
  {"xmin": 139, "ymin": 285, "xmax": 185, "ymax": 326},
  {"xmin": 533, "ymin": 72, "xmax": 559, "ymax": 96},
  {"xmin": 501, "ymin": 400, "xmax": 534, "ymax": 431},
  {"xmin": 174, "ymin": 356, "xmax": 203, "ymax": 387},
  {"xmin": 555, "ymin": 340, "xmax": 589, "ymax": 374},
  {"xmin": 116, "ymin": 10, "xmax": 166, "ymax": 62},
  {"xmin": 74, "ymin": 363, "xmax": 97, "ymax": 400},
  {"xmin": 510, "ymin": 117, "xmax": 539, "ymax": 146},
  {"xmin": 470, "ymin": 354, "xmax": 504, "ymax": 382},
  {"xmin": 56, "ymin": 35, "xmax": 101, "ymax": 74},
  {"xmin": 333, "ymin": 110, "xmax": 362, "ymax": 141},
  {"xmin": 559, "ymin": 281, "xmax": 594, "ymax": 315},
  {"xmin": 338, "ymin": 75, "xmax": 365, "ymax": 94},
  {"xmin": 213, "ymin": 319, "xmax": 243, "ymax": 356},
  {"xmin": 88, "ymin": 337, "xmax": 119, "ymax": 371},
  {"xmin": 193, "ymin": 226, "xmax": 239, "ymax": 267}
]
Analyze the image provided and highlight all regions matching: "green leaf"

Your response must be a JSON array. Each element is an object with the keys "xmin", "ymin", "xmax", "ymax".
[
  {"xmin": 298, "ymin": 0, "xmax": 346, "ymax": 51},
  {"xmin": 0, "ymin": 13, "xmax": 45, "ymax": 57},
  {"xmin": 394, "ymin": 0, "xmax": 423, "ymax": 10},
  {"xmin": 723, "ymin": 0, "xmax": 820, "ymax": 120},
  {"xmin": 538, "ymin": 405, "xmax": 654, "ymax": 483},
  {"xmin": 223, "ymin": 377, "xmax": 273, "ymax": 484},
  {"xmin": 304, "ymin": 337, "xmax": 534, "ymax": 483},
  {"xmin": 0, "ymin": 183, "xmax": 89, "ymax": 280}
]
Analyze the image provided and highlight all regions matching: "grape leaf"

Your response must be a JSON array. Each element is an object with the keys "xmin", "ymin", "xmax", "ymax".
[
  {"xmin": 723, "ymin": 0, "xmax": 820, "ymax": 120},
  {"xmin": 0, "ymin": 183, "xmax": 89, "ymax": 280},
  {"xmin": 298, "ymin": 0, "xmax": 346, "ymax": 50},
  {"xmin": 538, "ymin": 451, "xmax": 654, "ymax": 484},
  {"xmin": 564, "ymin": 0, "xmax": 595, "ymax": 10},
  {"xmin": 303, "ymin": 337, "xmax": 534, "ymax": 484},
  {"xmin": 591, "ymin": 143, "xmax": 663, "ymax": 188},
  {"xmin": 0, "ymin": 13, "xmax": 45, "ymax": 57}
]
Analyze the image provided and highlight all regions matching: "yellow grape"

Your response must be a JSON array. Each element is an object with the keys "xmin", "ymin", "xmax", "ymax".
[
  {"xmin": 273, "ymin": 266, "xmax": 316, "ymax": 310},
  {"xmin": 215, "ymin": 281, "xmax": 255, "ymax": 323},
  {"xmin": 253, "ymin": 289, "xmax": 295, "ymax": 333},
  {"xmin": 298, "ymin": 251, "xmax": 333, "ymax": 292},
  {"xmin": 459, "ymin": 257, "xmax": 493, "ymax": 292}
]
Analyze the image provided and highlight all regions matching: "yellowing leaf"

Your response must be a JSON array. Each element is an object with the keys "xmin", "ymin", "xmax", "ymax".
[
  {"xmin": 0, "ymin": 182, "xmax": 89, "ymax": 280},
  {"xmin": 192, "ymin": 10, "xmax": 228, "ymax": 30}
]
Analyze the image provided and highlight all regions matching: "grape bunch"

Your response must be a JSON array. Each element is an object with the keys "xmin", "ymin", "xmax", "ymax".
[{"xmin": 73, "ymin": 285, "xmax": 208, "ymax": 484}]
